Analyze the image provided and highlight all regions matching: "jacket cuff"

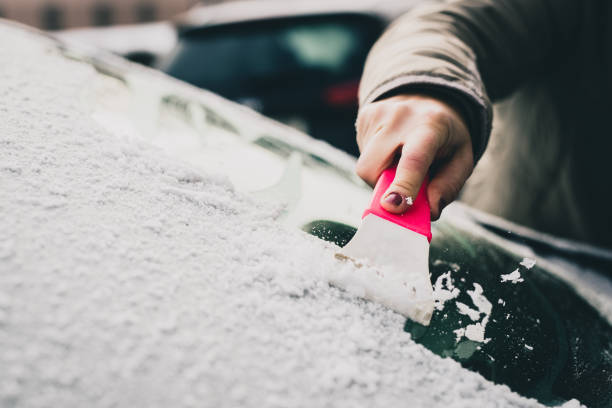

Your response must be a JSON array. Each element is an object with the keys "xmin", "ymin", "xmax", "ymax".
[{"xmin": 361, "ymin": 75, "xmax": 492, "ymax": 164}]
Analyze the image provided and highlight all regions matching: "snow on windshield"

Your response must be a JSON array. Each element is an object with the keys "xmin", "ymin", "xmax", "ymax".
[{"xmin": 0, "ymin": 24, "xmax": 582, "ymax": 407}]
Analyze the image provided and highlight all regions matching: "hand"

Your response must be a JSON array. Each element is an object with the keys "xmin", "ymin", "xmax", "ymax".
[{"xmin": 355, "ymin": 94, "xmax": 473, "ymax": 220}]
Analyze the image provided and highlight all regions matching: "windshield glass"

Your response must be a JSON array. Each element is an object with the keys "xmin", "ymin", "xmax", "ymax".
[
  {"xmin": 162, "ymin": 15, "xmax": 381, "ymax": 97},
  {"xmin": 281, "ymin": 23, "xmax": 357, "ymax": 72},
  {"xmin": 304, "ymin": 219, "xmax": 612, "ymax": 408}
]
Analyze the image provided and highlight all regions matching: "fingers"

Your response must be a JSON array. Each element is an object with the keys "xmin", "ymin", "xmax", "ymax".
[
  {"xmin": 380, "ymin": 127, "xmax": 438, "ymax": 213},
  {"xmin": 427, "ymin": 145, "xmax": 473, "ymax": 220},
  {"xmin": 355, "ymin": 94, "xmax": 472, "ymax": 217},
  {"xmin": 355, "ymin": 125, "xmax": 398, "ymax": 186}
]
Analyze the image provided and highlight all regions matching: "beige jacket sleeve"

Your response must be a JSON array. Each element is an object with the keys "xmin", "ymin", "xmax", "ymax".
[{"xmin": 359, "ymin": 0, "xmax": 581, "ymax": 161}]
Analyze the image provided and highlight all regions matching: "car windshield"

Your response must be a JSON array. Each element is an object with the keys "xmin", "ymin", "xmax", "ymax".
[
  {"xmin": 162, "ymin": 15, "xmax": 381, "ymax": 97},
  {"xmin": 304, "ymin": 219, "xmax": 612, "ymax": 408},
  {"xmin": 59, "ymin": 31, "xmax": 612, "ymax": 408}
]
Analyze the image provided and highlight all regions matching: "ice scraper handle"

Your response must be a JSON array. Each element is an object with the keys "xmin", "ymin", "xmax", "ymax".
[{"xmin": 362, "ymin": 167, "xmax": 432, "ymax": 242}]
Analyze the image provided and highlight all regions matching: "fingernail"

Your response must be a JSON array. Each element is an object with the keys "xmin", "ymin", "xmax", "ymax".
[{"xmin": 384, "ymin": 192, "xmax": 404, "ymax": 207}]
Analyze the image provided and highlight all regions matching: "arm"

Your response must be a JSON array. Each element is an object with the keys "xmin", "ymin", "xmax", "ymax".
[{"xmin": 356, "ymin": 0, "xmax": 582, "ymax": 217}]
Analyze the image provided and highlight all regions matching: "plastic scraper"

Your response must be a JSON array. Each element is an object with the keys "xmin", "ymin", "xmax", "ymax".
[{"xmin": 335, "ymin": 167, "xmax": 434, "ymax": 325}]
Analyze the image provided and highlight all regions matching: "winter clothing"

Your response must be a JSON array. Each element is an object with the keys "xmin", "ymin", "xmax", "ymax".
[{"xmin": 359, "ymin": 0, "xmax": 612, "ymax": 247}]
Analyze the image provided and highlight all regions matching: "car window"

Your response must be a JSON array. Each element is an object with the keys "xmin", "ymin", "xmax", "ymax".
[
  {"xmin": 162, "ymin": 15, "xmax": 382, "ymax": 98},
  {"xmin": 281, "ymin": 23, "xmax": 357, "ymax": 73},
  {"xmin": 305, "ymin": 219, "xmax": 612, "ymax": 408}
]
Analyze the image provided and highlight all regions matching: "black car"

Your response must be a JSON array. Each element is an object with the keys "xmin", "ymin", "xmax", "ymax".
[
  {"xmin": 6, "ymin": 19, "xmax": 612, "ymax": 408},
  {"xmin": 160, "ymin": 0, "xmax": 424, "ymax": 156}
]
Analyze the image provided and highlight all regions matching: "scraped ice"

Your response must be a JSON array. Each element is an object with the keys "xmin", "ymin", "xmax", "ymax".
[
  {"xmin": 464, "ymin": 320, "xmax": 489, "ymax": 343},
  {"xmin": 0, "ymin": 23, "xmax": 575, "ymax": 408},
  {"xmin": 501, "ymin": 269, "xmax": 524, "ymax": 284},
  {"xmin": 520, "ymin": 257, "xmax": 537, "ymax": 269},
  {"xmin": 454, "ymin": 284, "xmax": 493, "ymax": 344},
  {"xmin": 456, "ymin": 301, "xmax": 481, "ymax": 321},
  {"xmin": 453, "ymin": 327, "xmax": 466, "ymax": 342},
  {"xmin": 432, "ymin": 271, "xmax": 460, "ymax": 311},
  {"xmin": 468, "ymin": 283, "xmax": 493, "ymax": 316},
  {"xmin": 432, "ymin": 267, "xmax": 494, "ymax": 345},
  {"xmin": 500, "ymin": 259, "xmax": 534, "ymax": 284}
]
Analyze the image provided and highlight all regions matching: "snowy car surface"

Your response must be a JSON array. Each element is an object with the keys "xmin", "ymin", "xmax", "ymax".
[
  {"xmin": 54, "ymin": 22, "xmax": 177, "ymax": 67},
  {"xmin": 1, "ymin": 20, "xmax": 610, "ymax": 408}
]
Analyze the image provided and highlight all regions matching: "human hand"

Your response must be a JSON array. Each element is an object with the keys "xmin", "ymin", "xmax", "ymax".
[{"xmin": 355, "ymin": 94, "xmax": 473, "ymax": 220}]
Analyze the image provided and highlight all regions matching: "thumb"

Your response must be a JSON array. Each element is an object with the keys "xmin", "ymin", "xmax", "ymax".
[{"xmin": 380, "ymin": 132, "xmax": 436, "ymax": 213}]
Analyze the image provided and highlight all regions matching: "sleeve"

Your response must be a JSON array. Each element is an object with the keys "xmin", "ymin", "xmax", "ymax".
[{"xmin": 358, "ymin": 0, "xmax": 582, "ymax": 162}]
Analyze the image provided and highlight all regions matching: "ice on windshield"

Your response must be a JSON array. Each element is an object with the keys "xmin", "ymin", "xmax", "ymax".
[{"xmin": 0, "ymin": 23, "xmax": 583, "ymax": 408}]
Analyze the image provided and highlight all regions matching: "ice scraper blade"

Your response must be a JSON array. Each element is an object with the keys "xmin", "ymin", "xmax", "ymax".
[{"xmin": 336, "ymin": 167, "xmax": 434, "ymax": 325}]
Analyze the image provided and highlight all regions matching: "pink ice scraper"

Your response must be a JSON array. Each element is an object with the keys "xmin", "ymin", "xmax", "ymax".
[{"xmin": 337, "ymin": 167, "xmax": 434, "ymax": 325}]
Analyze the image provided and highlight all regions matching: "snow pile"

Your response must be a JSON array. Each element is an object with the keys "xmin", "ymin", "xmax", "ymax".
[{"xmin": 0, "ymin": 24, "xmax": 577, "ymax": 407}]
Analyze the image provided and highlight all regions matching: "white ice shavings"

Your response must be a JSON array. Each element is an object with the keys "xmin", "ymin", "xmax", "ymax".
[
  {"xmin": 456, "ymin": 319, "xmax": 489, "ymax": 343},
  {"xmin": 520, "ymin": 257, "xmax": 537, "ymax": 269},
  {"xmin": 464, "ymin": 284, "xmax": 493, "ymax": 343},
  {"xmin": 432, "ymin": 263, "xmax": 492, "ymax": 344},
  {"xmin": 432, "ymin": 271, "xmax": 460, "ymax": 311},
  {"xmin": 456, "ymin": 302, "xmax": 480, "ymax": 321},
  {"xmin": 501, "ymin": 269, "xmax": 524, "ymax": 284},
  {"xmin": 500, "ymin": 258, "xmax": 535, "ymax": 284},
  {"xmin": 469, "ymin": 283, "xmax": 493, "ymax": 316},
  {"xmin": 0, "ymin": 24, "xmax": 558, "ymax": 408},
  {"xmin": 453, "ymin": 328, "xmax": 466, "ymax": 342},
  {"xmin": 454, "ymin": 284, "xmax": 493, "ymax": 343},
  {"xmin": 431, "ymin": 260, "xmax": 461, "ymax": 312},
  {"xmin": 465, "ymin": 324, "xmax": 488, "ymax": 343}
]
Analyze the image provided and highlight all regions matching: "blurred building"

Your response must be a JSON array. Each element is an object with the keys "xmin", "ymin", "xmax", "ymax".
[{"xmin": 0, "ymin": 0, "xmax": 216, "ymax": 30}]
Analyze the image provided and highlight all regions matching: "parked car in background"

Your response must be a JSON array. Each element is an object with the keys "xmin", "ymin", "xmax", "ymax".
[
  {"xmin": 160, "ymin": 0, "xmax": 426, "ymax": 156},
  {"xmin": 54, "ymin": 0, "xmax": 425, "ymax": 156},
  {"xmin": 3, "ymin": 19, "xmax": 612, "ymax": 408}
]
